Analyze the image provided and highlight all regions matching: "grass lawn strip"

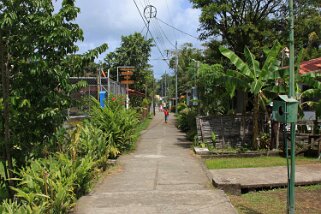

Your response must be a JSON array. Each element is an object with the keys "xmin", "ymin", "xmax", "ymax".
[
  {"xmin": 229, "ymin": 185, "xmax": 321, "ymax": 214},
  {"xmin": 206, "ymin": 156, "xmax": 321, "ymax": 169}
]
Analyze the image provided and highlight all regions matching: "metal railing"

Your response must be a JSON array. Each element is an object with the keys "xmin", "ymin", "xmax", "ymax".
[{"xmin": 68, "ymin": 77, "xmax": 126, "ymax": 116}]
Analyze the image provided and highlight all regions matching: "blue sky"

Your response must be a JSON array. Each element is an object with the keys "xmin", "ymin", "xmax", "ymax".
[{"xmin": 56, "ymin": 0, "xmax": 202, "ymax": 79}]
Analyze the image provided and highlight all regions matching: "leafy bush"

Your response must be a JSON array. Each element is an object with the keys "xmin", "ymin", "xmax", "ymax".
[
  {"xmin": 176, "ymin": 108, "xmax": 197, "ymax": 132},
  {"xmin": 177, "ymin": 103, "xmax": 188, "ymax": 113},
  {"xmin": 0, "ymin": 200, "xmax": 34, "ymax": 214},
  {"xmin": 7, "ymin": 153, "xmax": 95, "ymax": 213},
  {"xmin": 211, "ymin": 131, "xmax": 216, "ymax": 143},
  {"xmin": 89, "ymin": 97, "xmax": 139, "ymax": 154},
  {"xmin": 0, "ymin": 96, "xmax": 145, "ymax": 213}
]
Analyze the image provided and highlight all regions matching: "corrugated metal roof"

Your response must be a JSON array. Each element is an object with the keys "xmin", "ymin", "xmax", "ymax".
[{"xmin": 299, "ymin": 57, "xmax": 321, "ymax": 74}]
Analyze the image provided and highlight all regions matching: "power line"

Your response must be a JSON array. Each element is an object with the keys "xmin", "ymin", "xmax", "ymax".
[
  {"xmin": 140, "ymin": 25, "xmax": 146, "ymax": 34},
  {"xmin": 156, "ymin": 17, "xmax": 199, "ymax": 40},
  {"xmin": 165, "ymin": 0, "xmax": 179, "ymax": 39},
  {"xmin": 150, "ymin": 20, "xmax": 167, "ymax": 52},
  {"xmin": 132, "ymin": 0, "xmax": 169, "ymax": 65},
  {"xmin": 155, "ymin": 19, "xmax": 176, "ymax": 48}
]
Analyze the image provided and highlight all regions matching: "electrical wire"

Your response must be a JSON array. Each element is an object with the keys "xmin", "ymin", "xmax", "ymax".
[
  {"xmin": 165, "ymin": 0, "xmax": 179, "ymax": 39},
  {"xmin": 149, "ymin": 20, "xmax": 167, "ymax": 53},
  {"xmin": 155, "ymin": 18, "xmax": 176, "ymax": 48},
  {"xmin": 156, "ymin": 17, "xmax": 199, "ymax": 40},
  {"xmin": 132, "ymin": 0, "xmax": 169, "ymax": 65},
  {"xmin": 140, "ymin": 25, "xmax": 146, "ymax": 34}
]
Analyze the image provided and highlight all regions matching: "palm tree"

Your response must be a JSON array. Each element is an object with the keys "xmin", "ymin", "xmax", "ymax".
[{"xmin": 219, "ymin": 42, "xmax": 282, "ymax": 149}]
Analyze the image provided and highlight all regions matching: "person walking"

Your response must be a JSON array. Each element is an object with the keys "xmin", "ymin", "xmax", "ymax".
[
  {"xmin": 164, "ymin": 108, "xmax": 169, "ymax": 123},
  {"xmin": 159, "ymin": 104, "xmax": 163, "ymax": 112}
]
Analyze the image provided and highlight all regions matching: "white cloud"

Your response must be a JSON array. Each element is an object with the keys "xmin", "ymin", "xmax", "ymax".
[{"xmin": 55, "ymin": 0, "xmax": 202, "ymax": 79}]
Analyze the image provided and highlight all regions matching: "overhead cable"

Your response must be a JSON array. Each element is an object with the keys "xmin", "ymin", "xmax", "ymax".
[
  {"xmin": 132, "ymin": 0, "xmax": 169, "ymax": 65},
  {"xmin": 156, "ymin": 17, "xmax": 199, "ymax": 40}
]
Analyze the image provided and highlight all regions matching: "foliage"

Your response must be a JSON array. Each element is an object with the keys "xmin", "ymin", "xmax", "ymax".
[
  {"xmin": 164, "ymin": 43, "xmax": 203, "ymax": 99},
  {"xmin": 0, "ymin": 94, "xmax": 147, "ymax": 212},
  {"xmin": 219, "ymin": 41, "xmax": 282, "ymax": 149},
  {"xmin": 89, "ymin": 96, "xmax": 140, "ymax": 155},
  {"xmin": 0, "ymin": 200, "xmax": 33, "ymax": 214},
  {"xmin": 197, "ymin": 63, "xmax": 232, "ymax": 115},
  {"xmin": 104, "ymin": 33, "xmax": 154, "ymax": 106},
  {"xmin": 177, "ymin": 102, "xmax": 188, "ymax": 113},
  {"xmin": 205, "ymin": 156, "xmax": 320, "ymax": 170},
  {"xmin": 211, "ymin": 131, "xmax": 216, "ymax": 144},
  {"xmin": 0, "ymin": 0, "xmax": 108, "ymax": 171},
  {"xmin": 299, "ymin": 72, "xmax": 321, "ymax": 118},
  {"xmin": 257, "ymin": 132, "xmax": 271, "ymax": 150},
  {"xmin": 190, "ymin": 0, "xmax": 321, "ymax": 60},
  {"xmin": 230, "ymin": 185, "xmax": 321, "ymax": 214},
  {"xmin": 4, "ymin": 153, "xmax": 93, "ymax": 213},
  {"xmin": 141, "ymin": 98, "xmax": 150, "ymax": 108},
  {"xmin": 176, "ymin": 108, "xmax": 198, "ymax": 141}
]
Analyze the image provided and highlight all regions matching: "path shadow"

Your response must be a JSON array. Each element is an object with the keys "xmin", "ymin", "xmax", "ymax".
[
  {"xmin": 175, "ymin": 137, "xmax": 192, "ymax": 149},
  {"xmin": 237, "ymin": 205, "xmax": 262, "ymax": 214}
]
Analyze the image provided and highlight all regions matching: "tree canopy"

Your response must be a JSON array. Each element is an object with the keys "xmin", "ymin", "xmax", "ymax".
[
  {"xmin": 190, "ymin": 0, "xmax": 321, "ymax": 60},
  {"xmin": 0, "ymin": 0, "xmax": 107, "ymax": 168},
  {"xmin": 105, "ymin": 33, "xmax": 154, "ymax": 93}
]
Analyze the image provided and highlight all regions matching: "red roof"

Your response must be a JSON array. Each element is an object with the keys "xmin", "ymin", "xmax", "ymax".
[{"xmin": 299, "ymin": 57, "xmax": 321, "ymax": 75}]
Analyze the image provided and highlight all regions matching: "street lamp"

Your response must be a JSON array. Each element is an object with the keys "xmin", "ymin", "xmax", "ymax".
[
  {"xmin": 191, "ymin": 59, "xmax": 200, "ymax": 106},
  {"xmin": 191, "ymin": 59, "xmax": 199, "ymax": 87}
]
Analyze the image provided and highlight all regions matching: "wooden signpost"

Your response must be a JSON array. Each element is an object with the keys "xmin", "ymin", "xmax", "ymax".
[
  {"xmin": 120, "ymin": 80, "xmax": 134, "ymax": 85},
  {"xmin": 119, "ymin": 67, "xmax": 135, "ymax": 109}
]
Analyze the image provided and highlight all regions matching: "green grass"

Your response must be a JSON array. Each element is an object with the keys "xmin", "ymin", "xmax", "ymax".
[
  {"xmin": 302, "ymin": 184, "xmax": 321, "ymax": 191},
  {"xmin": 229, "ymin": 185, "xmax": 321, "ymax": 214},
  {"xmin": 206, "ymin": 156, "xmax": 321, "ymax": 169},
  {"xmin": 128, "ymin": 114, "xmax": 153, "ymax": 152},
  {"xmin": 135, "ymin": 114, "xmax": 153, "ymax": 134}
]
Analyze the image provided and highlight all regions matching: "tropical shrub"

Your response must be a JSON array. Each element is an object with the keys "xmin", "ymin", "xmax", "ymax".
[
  {"xmin": 0, "ymin": 95, "xmax": 144, "ymax": 213},
  {"xmin": 0, "ymin": 200, "xmax": 35, "ymax": 214},
  {"xmin": 177, "ymin": 103, "xmax": 188, "ymax": 113},
  {"xmin": 9, "ymin": 153, "xmax": 93, "ymax": 213},
  {"xmin": 89, "ymin": 97, "xmax": 139, "ymax": 154},
  {"xmin": 176, "ymin": 108, "xmax": 197, "ymax": 141}
]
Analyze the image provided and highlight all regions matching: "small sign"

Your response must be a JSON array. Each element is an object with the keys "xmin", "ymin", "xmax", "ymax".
[
  {"xmin": 123, "ymin": 76, "xmax": 132, "ymax": 80},
  {"xmin": 121, "ymin": 71, "xmax": 134, "ymax": 76},
  {"xmin": 121, "ymin": 80, "xmax": 134, "ymax": 85},
  {"xmin": 119, "ymin": 67, "xmax": 134, "ymax": 72}
]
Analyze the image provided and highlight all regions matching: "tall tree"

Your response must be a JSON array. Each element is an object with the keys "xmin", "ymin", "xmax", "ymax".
[
  {"xmin": 219, "ymin": 42, "xmax": 282, "ymax": 149},
  {"xmin": 0, "ymin": 0, "xmax": 107, "ymax": 173},
  {"xmin": 168, "ymin": 43, "xmax": 203, "ymax": 97},
  {"xmin": 104, "ymin": 33, "xmax": 154, "ymax": 106},
  {"xmin": 197, "ymin": 63, "xmax": 234, "ymax": 115},
  {"xmin": 191, "ymin": 0, "xmax": 321, "ymax": 59}
]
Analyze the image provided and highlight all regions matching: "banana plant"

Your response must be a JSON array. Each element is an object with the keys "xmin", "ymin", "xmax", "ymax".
[
  {"xmin": 219, "ymin": 42, "xmax": 282, "ymax": 149},
  {"xmin": 299, "ymin": 72, "xmax": 321, "ymax": 124}
]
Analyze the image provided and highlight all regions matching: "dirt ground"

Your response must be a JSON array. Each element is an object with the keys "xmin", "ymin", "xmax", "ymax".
[{"xmin": 229, "ymin": 185, "xmax": 321, "ymax": 214}]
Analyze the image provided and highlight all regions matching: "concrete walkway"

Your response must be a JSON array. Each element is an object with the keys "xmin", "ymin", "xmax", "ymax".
[
  {"xmin": 211, "ymin": 164, "xmax": 321, "ymax": 195},
  {"xmin": 75, "ymin": 112, "xmax": 237, "ymax": 214}
]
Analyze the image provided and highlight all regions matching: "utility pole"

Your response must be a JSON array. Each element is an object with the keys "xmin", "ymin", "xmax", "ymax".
[
  {"xmin": 164, "ymin": 70, "xmax": 167, "ymax": 98},
  {"xmin": 175, "ymin": 41, "xmax": 178, "ymax": 114},
  {"xmin": 152, "ymin": 77, "xmax": 155, "ymax": 116},
  {"xmin": 117, "ymin": 67, "xmax": 119, "ymax": 82},
  {"xmin": 288, "ymin": 0, "xmax": 296, "ymax": 213},
  {"xmin": 107, "ymin": 69, "xmax": 110, "ymax": 103}
]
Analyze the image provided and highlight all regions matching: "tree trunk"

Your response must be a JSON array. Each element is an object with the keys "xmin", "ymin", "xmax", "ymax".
[
  {"xmin": 0, "ymin": 30, "xmax": 14, "ymax": 197},
  {"xmin": 252, "ymin": 94, "xmax": 259, "ymax": 150}
]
